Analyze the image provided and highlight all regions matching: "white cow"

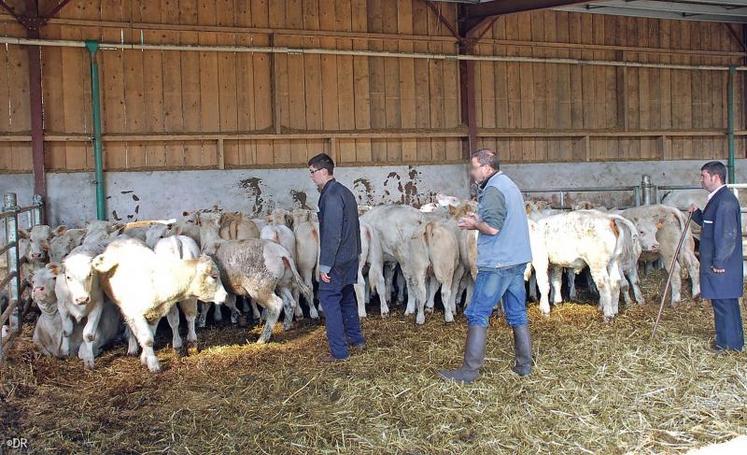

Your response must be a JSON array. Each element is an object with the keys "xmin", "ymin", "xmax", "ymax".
[
  {"xmin": 621, "ymin": 204, "xmax": 700, "ymax": 305},
  {"xmin": 355, "ymin": 220, "xmax": 389, "ymax": 318},
  {"xmin": 361, "ymin": 205, "xmax": 430, "ymax": 324},
  {"xmin": 196, "ymin": 212, "xmax": 314, "ymax": 342},
  {"xmin": 538, "ymin": 211, "xmax": 626, "ymax": 321},
  {"xmin": 92, "ymin": 237, "xmax": 228, "ymax": 372},
  {"xmin": 153, "ymin": 234, "xmax": 205, "ymax": 354},
  {"xmin": 290, "ymin": 208, "xmax": 320, "ymax": 319},
  {"xmin": 31, "ymin": 265, "xmax": 121, "ymax": 358},
  {"xmin": 52, "ymin": 240, "xmax": 110, "ymax": 368}
]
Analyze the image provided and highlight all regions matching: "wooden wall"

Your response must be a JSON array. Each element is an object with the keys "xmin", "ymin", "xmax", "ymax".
[{"xmin": 0, "ymin": 0, "xmax": 744, "ymax": 173}]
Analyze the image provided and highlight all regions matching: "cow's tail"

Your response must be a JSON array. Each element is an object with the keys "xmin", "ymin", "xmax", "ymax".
[{"xmin": 282, "ymin": 255, "xmax": 314, "ymax": 307}]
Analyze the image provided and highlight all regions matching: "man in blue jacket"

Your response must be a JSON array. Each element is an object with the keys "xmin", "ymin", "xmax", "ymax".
[
  {"xmin": 689, "ymin": 161, "xmax": 744, "ymax": 352},
  {"xmin": 439, "ymin": 148, "xmax": 533, "ymax": 383},
  {"xmin": 308, "ymin": 153, "xmax": 365, "ymax": 361}
]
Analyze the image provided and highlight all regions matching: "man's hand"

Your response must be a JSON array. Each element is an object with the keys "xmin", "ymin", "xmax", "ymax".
[
  {"xmin": 457, "ymin": 214, "xmax": 479, "ymax": 230},
  {"xmin": 712, "ymin": 266, "xmax": 726, "ymax": 274},
  {"xmin": 688, "ymin": 203, "xmax": 699, "ymax": 213},
  {"xmin": 321, "ymin": 272, "xmax": 332, "ymax": 283}
]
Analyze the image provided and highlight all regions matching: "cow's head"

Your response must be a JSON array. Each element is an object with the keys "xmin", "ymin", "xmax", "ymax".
[
  {"xmin": 631, "ymin": 218, "xmax": 660, "ymax": 253},
  {"xmin": 190, "ymin": 255, "xmax": 227, "ymax": 305},
  {"xmin": 61, "ymin": 252, "xmax": 98, "ymax": 305},
  {"xmin": 32, "ymin": 264, "xmax": 59, "ymax": 313}
]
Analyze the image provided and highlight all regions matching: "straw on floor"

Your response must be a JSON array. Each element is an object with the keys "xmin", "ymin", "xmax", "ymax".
[{"xmin": 1, "ymin": 271, "xmax": 746, "ymax": 454}]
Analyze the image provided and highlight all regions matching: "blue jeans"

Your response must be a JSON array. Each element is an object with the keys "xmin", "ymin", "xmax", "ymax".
[
  {"xmin": 319, "ymin": 276, "xmax": 365, "ymax": 359},
  {"xmin": 465, "ymin": 264, "xmax": 528, "ymax": 328}
]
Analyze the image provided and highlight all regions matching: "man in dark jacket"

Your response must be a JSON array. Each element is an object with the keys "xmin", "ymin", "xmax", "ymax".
[
  {"xmin": 689, "ymin": 161, "xmax": 744, "ymax": 351},
  {"xmin": 308, "ymin": 153, "xmax": 365, "ymax": 361}
]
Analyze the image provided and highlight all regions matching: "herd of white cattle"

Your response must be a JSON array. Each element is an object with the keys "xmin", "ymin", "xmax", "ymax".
[{"xmin": 0, "ymin": 193, "xmax": 705, "ymax": 373}]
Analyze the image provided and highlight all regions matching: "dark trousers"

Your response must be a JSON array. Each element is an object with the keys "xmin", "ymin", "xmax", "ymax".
[
  {"xmin": 712, "ymin": 298, "xmax": 744, "ymax": 351},
  {"xmin": 319, "ymin": 281, "xmax": 365, "ymax": 359}
]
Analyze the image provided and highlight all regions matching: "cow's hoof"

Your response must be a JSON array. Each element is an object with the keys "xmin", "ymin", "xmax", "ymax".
[
  {"xmin": 83, "ymin": 359, "xmax": 95, "ymax": 369},
  {"xmin": 425, "ymin": 306, "xmax": 434, "ymax": 314},
  {"xmin": 186, "ymin": 342, "xmax": 200, "ymax": 355},
  {"xmin": 238, "ymin": 315, "xmax": 249, "ymax": 328},
  {"xmin": 416, "ymin": 314, "xmax": 426, "ymax": 325},
  {"xmin": 310, "ymin": 311, "xmax": 320, "ymax": 320},
  {"xmin": 381, "ymin": 311, "xmax": 389, "ymax": 319},
  {"xmin": 602, "ymin": 316, "xmax": 614, "ymax": 324},
  {"xmin": 358, "ymin": 312, "xmax": 367, "ymax": 318},
  {"xmin": 692, "ymin": 293, "xmax": 701, "ymax": 301},
  {"xmin": 147, "ymin": 359, "xmax": 162, "ymax": 373},
  {"xmin": 174, "ymin": 345, "xmax": 187, "ymax": 358}
]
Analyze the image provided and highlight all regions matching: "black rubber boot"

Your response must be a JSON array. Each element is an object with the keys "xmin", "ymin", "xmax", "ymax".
[
  {"xmin": 511, "ymin": 324, "xmax": 532, "ymax": 376},
  {"xmin": 438, "ymin": 325, "xmax": 487, "ymax": 384}
]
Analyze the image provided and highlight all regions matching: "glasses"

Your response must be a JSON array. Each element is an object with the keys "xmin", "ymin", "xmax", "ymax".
[{"xmin": 309, "ymin": 168, "xmax": 324, "ymax": 175}]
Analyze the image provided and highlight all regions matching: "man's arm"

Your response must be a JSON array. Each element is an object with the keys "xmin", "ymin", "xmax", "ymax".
[
  {"xmin": 459, "ymin": 187, "xmax": 506, "ymax": 235},
  {"xmin": 688, "ymin": 204, "xmax": 703, "ymax": 226},
  {"xmin": 318, "ymin": 191, "xmax": 344, "ymax": 275},
  {"xmin": 712, "ymin": 200, "xmax": 739, "ymax": 271}
]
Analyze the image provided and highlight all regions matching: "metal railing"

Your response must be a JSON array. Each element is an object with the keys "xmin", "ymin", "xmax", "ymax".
[{"xmin": 0, "ymin": 192, "xmax": 44, "ymax": 361}]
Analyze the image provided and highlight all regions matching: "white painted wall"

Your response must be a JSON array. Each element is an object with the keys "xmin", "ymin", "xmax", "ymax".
[{"xmin": 1, "ymin": 159, "xmax": 744, "ymax": 228}]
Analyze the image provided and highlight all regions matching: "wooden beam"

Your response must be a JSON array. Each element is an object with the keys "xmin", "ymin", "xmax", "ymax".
[{"xmin": 461, "ymin": 0, "xmax": 589, "ymax": 36}]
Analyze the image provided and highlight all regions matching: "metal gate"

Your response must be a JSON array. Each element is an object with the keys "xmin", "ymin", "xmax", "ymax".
[{"xmin": 0, "ymin": 192, "xmax": 44, "ymax": 361}]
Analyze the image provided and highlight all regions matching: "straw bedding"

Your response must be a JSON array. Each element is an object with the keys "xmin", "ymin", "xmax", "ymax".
[{"xmin": 1, "ymin": 270, "xmax": 746, "ymax": 454}]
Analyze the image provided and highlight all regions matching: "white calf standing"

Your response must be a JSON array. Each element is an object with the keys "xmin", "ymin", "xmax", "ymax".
[
  {"xmin": 153, "ymin": 234, "xmax": 204, "ymax": 354},
  {"xmin": 53, "ymin": 240, "xmax": 110, "ymax": 368},
  {"xmin": 92, "ymin": 238, "xmax": 228, "ymax": 372},
  {"xmin": 355, "ymin": 221, "xmax": 389, "ymax": 318},
  {"xmin": 291, "ymin": 208, "xmax": 320, "ymax": 319}
]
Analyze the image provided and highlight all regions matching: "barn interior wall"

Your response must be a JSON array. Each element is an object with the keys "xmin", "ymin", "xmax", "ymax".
[
  {"xmin": 0, "ymin": 1, "xmax": 744, "ymax": 175},
  {"xmin": 0, "ymin": 159, "xmax": 743, "ymax": 230}
]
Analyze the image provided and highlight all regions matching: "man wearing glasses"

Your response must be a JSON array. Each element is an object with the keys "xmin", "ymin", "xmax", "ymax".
[
  {"xmin": 308, "ymin": 153, "xmax": 365, "ymax": 361},
  {"xmin": 439, "ymin": 148, "xmax": 533, "ymax": 383}
]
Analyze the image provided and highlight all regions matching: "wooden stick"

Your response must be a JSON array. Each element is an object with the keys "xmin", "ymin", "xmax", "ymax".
[{"xmin": 651, "ymin": 211, "xmax": 693, "ymax": 341}]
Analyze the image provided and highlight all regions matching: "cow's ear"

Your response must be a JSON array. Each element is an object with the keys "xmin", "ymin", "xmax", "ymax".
[
  {"xmin": 53, "ymin": 225, "xmax": 68, "ymax": 236},
  {"xmin": 41, "ymin": 239, "xmax": 50, "ymax": 251},
  {"xmin": 656, "ymin": 218, "xmax": 665, "ymax": 230},
  {"xmin": 18, "ymin": 228, "xmax": 29, "ymax": 239},
  {"xmin": 46, "ymin": 262, "xmax": 61, "ymax": 276},
  {"xmin": 448, "ymin": 204, "xmax": 458, "ymax": 216}
]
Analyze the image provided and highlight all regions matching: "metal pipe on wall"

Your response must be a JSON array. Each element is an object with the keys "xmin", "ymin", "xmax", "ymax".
[
  {"xmin": 85, "ymin": 40, "xmax": 106, "ymax": 221},
  {"xmin": 0, "ymin": 35, "xmax": 746, "ymax": 72},
  {"xmin": 728, "ymin": 65, "xmax": 737, "ymax": 184}
]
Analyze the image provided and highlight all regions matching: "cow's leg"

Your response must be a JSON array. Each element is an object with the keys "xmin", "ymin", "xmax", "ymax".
[
  {"xmin": 395, "ymin": 267, "xmax": 406, "ymax": 305},
  {"xmin": 550, "ymin": 267, "xmax": 563, "ymax": 304},
  {"xmin": 180, "ymin": 298, "xmax": 199, "ymax": 353},
  {"xmin": 58, "ymin": 305, "xmax": 74, "ymax": 357},
  {"xmin": 448, "ymin": 265, "xmax": 465, "ymax": 318},
  {"xmin": 127, "ymin": 314, "xmax": 161, "ymax": 373},
  {"xmin": 425, "ymin": 275, "xmax": 438, "ymax": 314},
  {"xmin": 256, "ymin": 292, "xmax": 283, "ymax": 344},
  {"xmin": 565, "ymin": 268, "xmax": 577, "ymax": 300},
  {"xmin": 80, "ymin": 301, "xmax": 104, "ymax": 369},
  {"xmin": 354, "ymin": 264, "xmax": 368, "ymax": 318},
  {"xmin": 619, "ymin": 271, "xmax": 633, "ymax": 306},
  {"xmin": 384, "ymin": 263, "xmax": 396, "ymax": 301},
  {"xmin": 196, "ymin": 302, "xmax": 208, "ymax": 328},
  {"xmin": 411, "ymin": 265, "xmax": 429, "ymax": 325},
  {"xmin": 660, "ymin": 250, "xmax": 683, "ymax": 306},
  {"xmin": 527, "ymin": 269, "xmax": 538, "ymax": 302},
  {"xmin": 125, "ymin": 326, "xmax": 139, "ymax": 355},
  {"xmin": 165, "ymin": 304, "xmax": 185, "ymax": 356},
  {"xmin": 367, "ymin": 263, "xmax": 389, "ymax": 318},
  {"xmin": 292, "ymin": 289, "xmax": 302, "ymax": 319},
  {"xmin": 280, "ymin": 288, "xmax": 296, "ymax": 331},
  {"xmin": 679, "ymin": 247, "xmax": 701, "ymax": 298},
  {"xmin": 607, "ymin": 261, "xmax": 622, "ymax": 316},
  {"xmin": 302, "ymin": 267, "xmax": 319, "ymax": 319},
  {"xmin": 588, "ymin": 267, "xmax": 613, "ymax": 322},
  {"xmin": 534, "ymin": 263, "xmax": 551, "ymax": 315},
  {"xmin": 212, "ymin": 301, "xmax": 223, "ymax": 322},
  {"xmin": 628, "ymin": 266, "xmax": 645, "ymax": 305},
  {"xmin": 251, "ymin": 301, "xmax": 262, "ymax": 321}
]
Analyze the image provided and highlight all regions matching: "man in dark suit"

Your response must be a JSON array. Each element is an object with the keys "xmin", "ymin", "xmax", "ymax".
[
  {"xmin": 689, "ymin": 161, "xmax": 744, "ymax": 351},
  {"xmin": 308, "ymin": 153, "xmax": 365, "ymax": 361}
]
